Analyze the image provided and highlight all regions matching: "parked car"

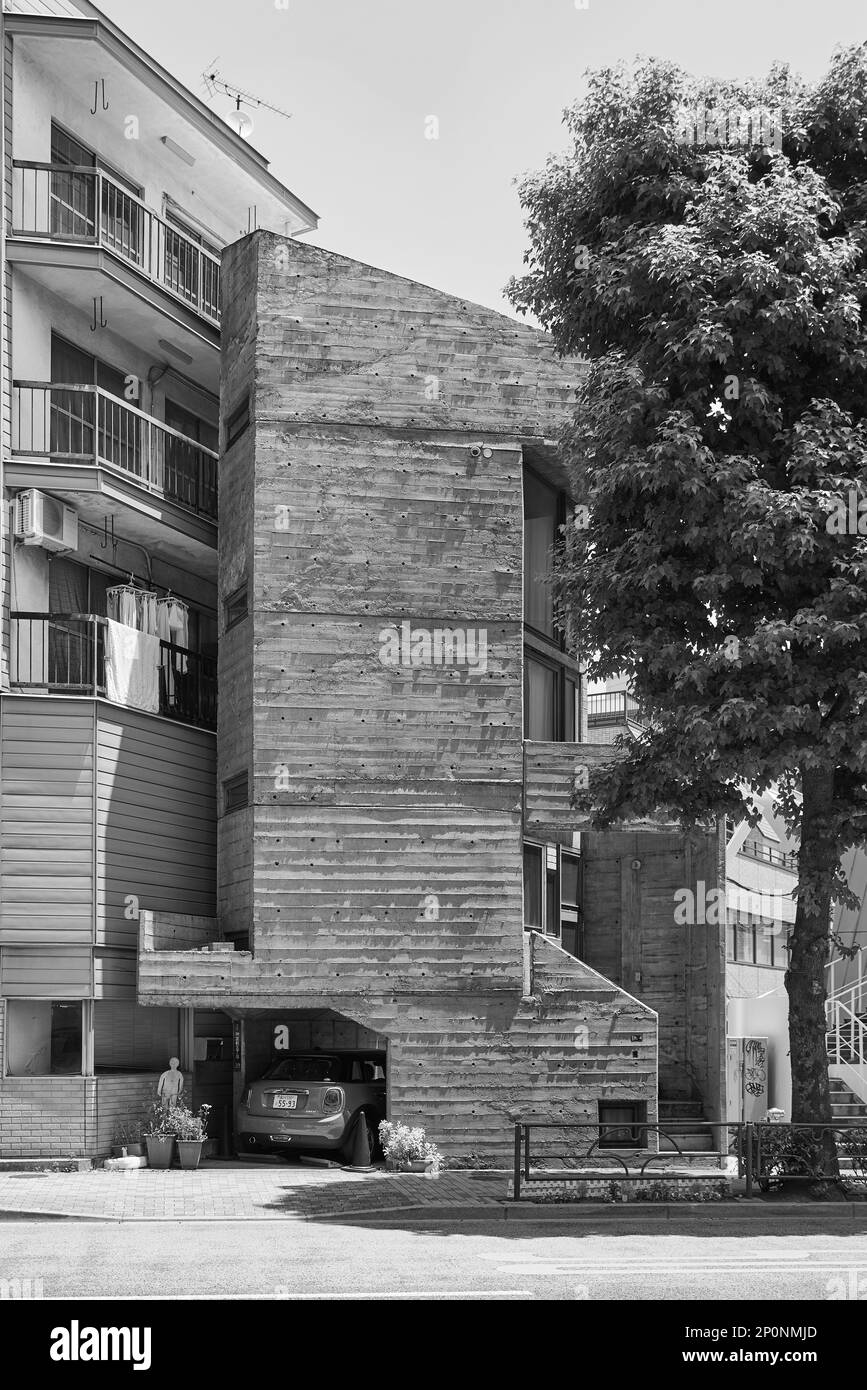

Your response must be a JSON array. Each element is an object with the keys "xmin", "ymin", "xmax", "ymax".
[{"xmin": 236, "ymin": 1051, "xmax": 386, "ymax": 1161}]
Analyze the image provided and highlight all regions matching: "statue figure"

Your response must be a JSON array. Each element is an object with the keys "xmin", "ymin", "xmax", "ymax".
[{"xmin": 157, "ymin": 1056, "xmax": 184, "ymax": 1109}]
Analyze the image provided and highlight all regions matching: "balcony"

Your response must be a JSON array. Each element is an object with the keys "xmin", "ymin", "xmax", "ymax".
[
  {"xmin": 12, "ymin": 163, "xmax": 221, "ymax": 326},
  {"xmin": 13, "ymin": 383, "xmax": 218, "ymax": 522},
  {"xmin": 10, "ymin": 613, "xmax": 217, "ymax": 733},
  {"xmin": 587, "ymin": 691, "xmax": 645, "ymax": 729}
]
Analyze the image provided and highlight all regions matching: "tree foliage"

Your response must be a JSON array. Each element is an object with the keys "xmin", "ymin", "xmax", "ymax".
[{"xmin": 508, "ymin": 47, "xmax": 867, "ymax": 1124}]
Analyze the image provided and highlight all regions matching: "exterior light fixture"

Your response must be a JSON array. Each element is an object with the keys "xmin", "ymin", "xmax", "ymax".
[
  {"xmin": 160, "ymin": 136, "xmax": 195, "ymax": 166},
  {"xmin": 158, "ymin": 339, "xmax": 194, "ymax": 365}
]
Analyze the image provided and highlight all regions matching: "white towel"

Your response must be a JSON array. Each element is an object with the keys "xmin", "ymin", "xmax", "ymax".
[{"xmin": 105, "ymin": 619, "xmax": 160, "ymax": 713}]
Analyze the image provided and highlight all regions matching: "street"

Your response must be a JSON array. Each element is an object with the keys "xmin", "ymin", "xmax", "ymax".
[{"xmin": 1, "ymin": 1218, "xmax": 866, "ymax": 1301}]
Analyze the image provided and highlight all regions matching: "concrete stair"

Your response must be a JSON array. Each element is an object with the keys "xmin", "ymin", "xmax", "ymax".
[
  {"xmin": 658, "ymin": 1099, "xmax": 715, "ymax": 1153},
  {"xmin": 829, "ymin": 1077, "xmax": 867, "ymax": 1123}
]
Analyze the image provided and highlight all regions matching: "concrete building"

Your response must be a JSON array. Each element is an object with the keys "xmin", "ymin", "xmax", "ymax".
[{"xmin": 136, "ymin": 232, "xmax": 725, "ymax": 1163}]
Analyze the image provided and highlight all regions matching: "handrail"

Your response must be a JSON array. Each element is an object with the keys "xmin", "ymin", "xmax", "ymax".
[
  {"xmin": 827, "ymin": 945, "xmax": 866, "ymax": 1009},
  {"xmin": 12, "ymin": 381, "xmax": 218, "ymax": 520},
  {"xmin": 9, "ymin": 612, "xmax": 216, "ymax": 731},
  {"xmin": 11, "ymin": 162, "xmax": 221, "ymax": 325},
  {"xmin": 13, "ymin": 381, "xmax": 219, "ymax": 453}
]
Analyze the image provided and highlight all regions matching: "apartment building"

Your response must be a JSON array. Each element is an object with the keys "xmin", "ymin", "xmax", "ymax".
[{"xmin": 0, "ymin": 0, "xmax": 316, "ymax": 1156}]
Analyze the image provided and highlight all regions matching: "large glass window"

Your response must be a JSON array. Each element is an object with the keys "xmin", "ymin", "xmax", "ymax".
[
  {"xmin": 93, "ymin": 1002, "xmax": 180, "ymax": 1074},
  {"xmin": 523, "ymin": 465, "xmax": 579, "ymax": 742},
  {"xmin": 523, "ymin": 842, "xmax": 583, "ymax": 958},
  {"xmin": 524, "ymin": 470, "xmax": 560, "ymax": 638},
  {"xmin": 6, "ymin": 1001, "xmax": 83, "ymax": 1076}
]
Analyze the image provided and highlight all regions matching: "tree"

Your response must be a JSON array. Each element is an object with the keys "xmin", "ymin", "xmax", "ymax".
[{"xmin": 508, "ymin": 49, "xmax": 867, "ymax": 1133}]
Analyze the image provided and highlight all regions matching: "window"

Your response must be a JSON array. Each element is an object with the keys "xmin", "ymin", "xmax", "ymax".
[
  {"xmin": 6, "ymin": 1000, "xmax": 83, "ymax": 1076},
  {"xmin": 94, "ymin": 1003, "xmax": 179, "ymax": 1074},
  {"xmin": 224, "ymin": 584, "xmax": 248, "ymax": 631},
  {"xmin": 524, "ymin": 470, "xmax": 562, "ymax": 639},
  {"xmin": 523, "ymin": 841, "xmax": 583, "ymax": 958},
  {"xmin": 50, "ymin": 333, "xmax": 139, "ymax": 475},
  {"xmin": 524, "ymin": 652, "xmax": 577, "ymax": 741},
  {"xmin": 523, "ymin": 465, "xmax": 579, "ymax": 743},
  {"xmin": 164, "ymin": 399, "xmax": 219, "ymax": 515},
  {"xmin": 598, "ymin": 1101, "xmax": 647, "ymax": 1149},
  {"xmin": 50, "ymin": 123, "xmax": 143, "ymax": 260},
  {"xmin": 726, "ymin": 913, "xmax": 791, "ymax": 969},
  {"xmin": 223, "ymin": 771, "xmax": 249, "ymax": 814},
  {"xmin": 226, "ymin": 396, "xmax": 250, "ymax": 449}
]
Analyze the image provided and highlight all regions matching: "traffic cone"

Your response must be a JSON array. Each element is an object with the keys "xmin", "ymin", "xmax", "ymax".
[{"xmin": 351, "ymin": 1113, "xmax": 373, "ymax": 1168}]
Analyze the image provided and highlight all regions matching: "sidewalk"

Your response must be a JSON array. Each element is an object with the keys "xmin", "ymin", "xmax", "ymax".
[
  {"xmin": 1, "ymin": 1161, "xmax": 866, "ymax": 1223},
  {"xmin": 0, "ymin": 1161, "xmax": 507, "ymax": 1222}
]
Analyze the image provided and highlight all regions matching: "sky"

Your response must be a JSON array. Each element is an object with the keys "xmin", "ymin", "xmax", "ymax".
[{"xmin": 96, "ymin": 0, "xmax": 867, "ymax": 319}]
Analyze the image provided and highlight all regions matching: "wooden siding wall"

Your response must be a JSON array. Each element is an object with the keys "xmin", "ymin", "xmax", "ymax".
[
  {"xmin": 0, "ymin": 697, "xmax": 95, "ymax": 947},
  {"xmin": 0, "ymin": 695, "xmax": 216, "ymax": 996},
  {"xmin": 96, "ymin": 709, "xmax": 216, "ymax": 951}
]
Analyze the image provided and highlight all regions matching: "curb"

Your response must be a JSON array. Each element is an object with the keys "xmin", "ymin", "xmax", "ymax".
[{"xmin": 3, "ymin": 1198, "xmax": 867, "ymax": 1224}]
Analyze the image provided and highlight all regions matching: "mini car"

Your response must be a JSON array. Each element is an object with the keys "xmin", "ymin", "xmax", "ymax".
[{"xmin": 236, "ymin": 1050, "xmax": 386, "ymax": 1161}]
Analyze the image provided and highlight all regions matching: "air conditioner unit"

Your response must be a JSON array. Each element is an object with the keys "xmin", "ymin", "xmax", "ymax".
[{"xmin": 13, "ymin": 489, "xmax": 78, "ymax": 552}]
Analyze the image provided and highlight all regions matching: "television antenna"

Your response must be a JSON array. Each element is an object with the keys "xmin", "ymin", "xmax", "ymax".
[{"xmin": 201, "ymin": 62, "xmax": 293, "ymax": 138}]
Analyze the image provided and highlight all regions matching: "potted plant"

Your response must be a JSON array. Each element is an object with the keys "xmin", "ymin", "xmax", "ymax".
[
  {"xmin": 378, "ymin": 1121, "xmax": 442, "ymax": 1175},
  {"xmin": 143, "ymin": 1102, "xmax": 176, "ymax": 1169},
  {"xmin": 111, "ymin": 1112, "xmax": 146, "ymax": 1159},
  {"xmin": 166, "ymin": 1101, "xmax": 212, "ymax": 1170}
]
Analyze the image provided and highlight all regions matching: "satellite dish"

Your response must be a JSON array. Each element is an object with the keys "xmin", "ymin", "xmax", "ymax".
[{"xmin": 226, "ymin": 105, "xmax": 254, "ymax": 139}]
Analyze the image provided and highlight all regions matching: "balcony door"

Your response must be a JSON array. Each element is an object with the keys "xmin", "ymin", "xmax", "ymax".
[
  {"xmin": 50, "ymin": 335, "xmax": 140, "ymax": 477},
  {"xmin": 50, "ymin": 124, "xmax": 143, "ymax": 265},
  {"xmin": 164, "ymin": 399, "xmax": 218, "ymax": 514}
]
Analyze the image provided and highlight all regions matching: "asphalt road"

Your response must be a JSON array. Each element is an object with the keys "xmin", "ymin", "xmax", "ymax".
[{"xmin": 0, "ymin": 1218, "xmax": 866, "ymax": 1301}]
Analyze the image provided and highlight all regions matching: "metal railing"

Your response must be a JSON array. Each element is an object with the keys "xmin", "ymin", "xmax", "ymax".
[
  {"xmin": 826, "ymin": 945, "xmax": 866, "ymax": 1010},
  {"xmin": 512, "ymin": 1120, "xmax": 867, "ymax": 1200},
  {"xmin": 10, "ymin": 613, "xmax": 216, "ymax": 732},
  {"xmin": 512, "ymin": 1121, "xmax": 742, "ymax": 1200},
  {"xmin": 586, "ymin": 691, "xmax": 644, "ymax": 727},
  {"xmin": 739, "ymin": 838, "xmax": 799, "ymax": 871},
  {"xmin": 12, "ymin": 162, "xmax": 221, "ymax": 325},
  {"xmin": 12, "ymin": 382, "xmax": 218, "ymax": 521}
]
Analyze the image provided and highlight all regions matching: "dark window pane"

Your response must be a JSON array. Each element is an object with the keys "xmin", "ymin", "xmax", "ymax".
[
  {"xmin": 736, "ymin": 919, "xmax": 755, "ymax": 964},
  {"xmin": 546, "ymin": 869, "xmax": 559, "ymax": 936},
  {"xmin": 561, "ymin": 852, "xmax": 580, "ymax": 906},
  {"xmin": 523, "ymin": 471, "xmax": 558, "ymax": 637},
  {"xmin": 523, "ymin": 844, "xmax": 543, "ymax": 930},
  {"xmin": 525, "ymin": 656, "xmax": 555, "ymax": 740}
]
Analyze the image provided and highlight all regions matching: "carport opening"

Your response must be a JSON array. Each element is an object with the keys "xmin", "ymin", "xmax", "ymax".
[{"xmin": 233, "ymin": 1010, "xmax": 389, "ymax": 1165}]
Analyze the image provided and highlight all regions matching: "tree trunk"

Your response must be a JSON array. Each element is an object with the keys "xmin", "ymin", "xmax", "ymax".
[{"xmin": 785, "ymin": 765, "xmax": 838, "ymax": 1176}]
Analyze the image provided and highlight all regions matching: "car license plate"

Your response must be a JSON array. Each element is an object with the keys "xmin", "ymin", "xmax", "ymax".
[{"xmin": 273, "ymin": 1095, "xmax": 297, "ymax": 1109}]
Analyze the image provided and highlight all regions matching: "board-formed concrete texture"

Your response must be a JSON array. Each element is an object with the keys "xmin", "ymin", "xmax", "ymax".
[{"xmin": 138, "ymin": 232, "xmax": 724, "ymax": 1161}]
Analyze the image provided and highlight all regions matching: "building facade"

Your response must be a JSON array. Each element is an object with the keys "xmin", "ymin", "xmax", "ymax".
[
  {"xmin": 0, "ymin": 0, "xmax": 316, "ymax": 1156},
  {"xmin": 1, "ymin": 1, "xmax": 730, "ymax": 1164}
]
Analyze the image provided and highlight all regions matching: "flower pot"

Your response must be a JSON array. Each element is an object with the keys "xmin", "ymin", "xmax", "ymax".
[
  {"xmin": 176, "ymin": 1139, "xmax": 204, "ymax": 1171},
  {"xmin": 145, "ymin": 1135, "xmax": 175, "ymax": 1169},
  {"xmin": 111, "ymin": 1145, "xmax": 127, "ymax": 1159},
  {"xmin": 387, "ymin": 1158, "xmax": 429, "ymax": 1173},
  {"xmin": 126, "ymin": 1143, "xmax": 144, "ymax": 1158}
]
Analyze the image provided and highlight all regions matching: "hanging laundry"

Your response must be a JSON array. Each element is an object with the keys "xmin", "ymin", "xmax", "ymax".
[
  {"xmin": 104, "ymin": 619, "xmax": 160, "ymax": 713},
  {"xmin": 138, "ymin": 591, "xmax": 158, "ymax": 637},
  {"xmin": 107, "ymin": 584, "xmax": 139, "ymax": 628}
]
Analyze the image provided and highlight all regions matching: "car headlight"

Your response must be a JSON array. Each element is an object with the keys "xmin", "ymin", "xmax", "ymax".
[{"xmin": 323, "ymin": 1087, "xmax": 344, "ymax": 1111}]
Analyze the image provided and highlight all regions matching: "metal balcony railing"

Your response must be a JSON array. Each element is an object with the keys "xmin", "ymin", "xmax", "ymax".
[
  {"xmin": 12, "ymin": 162, "xmax": 221, "ymax": 325},
  {"xmin": 12, "ymin": 383, "xmax": 218, "ymax": 521},
  {"xmin": 10, "ymin": 613, "xmax": 217, "ymax": 733},
  {"xmin": 738, "ymin": 839, "xmax": 799, "ymax": 872},
  {"xmin": 586, "ymin": 691, "xmax": 644, "ymax": 727}
]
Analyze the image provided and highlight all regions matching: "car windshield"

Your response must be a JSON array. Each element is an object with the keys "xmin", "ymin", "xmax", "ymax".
[{"xmin": 266, "ymin": 1056, "xmax": 346, "ymax": 1083}]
